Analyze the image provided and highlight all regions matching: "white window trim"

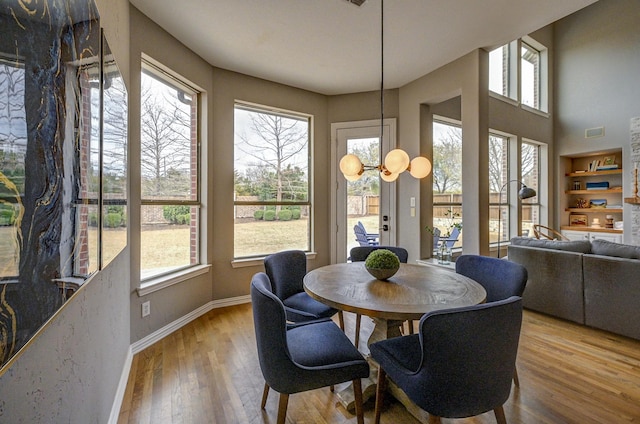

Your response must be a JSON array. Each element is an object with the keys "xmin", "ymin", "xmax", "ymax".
[{"xmin": 137, "ymin": 264, "xmax": 211, "ymax": 296}]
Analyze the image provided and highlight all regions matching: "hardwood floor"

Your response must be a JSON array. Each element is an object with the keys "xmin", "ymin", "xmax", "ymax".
[{"xmin": 118, "ymin": 304, "xmax": 640, "ymax": 424}]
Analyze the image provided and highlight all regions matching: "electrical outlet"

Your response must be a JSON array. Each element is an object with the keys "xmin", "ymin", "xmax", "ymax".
[{"xmin": 142, "ymin": 301, "xmax": 150, "ymax": 317}]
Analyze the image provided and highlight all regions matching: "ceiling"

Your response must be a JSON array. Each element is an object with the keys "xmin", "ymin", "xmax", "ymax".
[{"xmin": 129, "ymin": 0, "xmax": 597, "ymax": 95}]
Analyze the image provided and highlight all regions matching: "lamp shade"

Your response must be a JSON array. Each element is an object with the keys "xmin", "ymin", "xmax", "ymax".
[
  {"xmin": 384, "ymin": 149, "xmax": 410, "ymax": 174},
  {"xmin": 380, "ymin": 170, "xmax": 399, "ymax": 182},
  {"xmin": 339, "ymin": 154, "xmax": 363, "ymax": 176},
  {"xmin": 409, "ymin": 156, "xmax": 432, "ymax": 179},
  {"xmin": 518, "ymin": 186, "xmax": 537, "ymax": 199},
  {"xmin": 345, "ymin": 173, "xmax": 363, "ymax": 182}
]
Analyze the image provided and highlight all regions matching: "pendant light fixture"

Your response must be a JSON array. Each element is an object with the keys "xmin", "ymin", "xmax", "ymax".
[{"xmin": 339, "ymin": 0, "xmax": 432, "ymax": 182}]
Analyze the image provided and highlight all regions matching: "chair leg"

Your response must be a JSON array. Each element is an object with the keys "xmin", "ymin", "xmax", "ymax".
[
  {"xmin": 355, "ymin": 313, "xmax": 362, "ymax": 348},
  {"xmin": 338, "ymin": 310, "xmax": 345, "ymax": 331},
  {"xmin": 277, "ymin": 393, "xmax": 289, "ymax": 424},
  {"xmin": 494, "ymin": 405, "xmax": 507, "ymax": 424},
  {"xmin": 352, "ymin": 378, "xmax": 364, "ymax": 424},
  {"xmin": 374, "ymin": 367, "xmax": 387, "ymax": 424},
  {"xmin": 261, "ymin": 383, "xmax": 270, "ymax": 409},
  {"xmin": 513, "ymin": 366, "xmax": 520, "ymax": 387}
]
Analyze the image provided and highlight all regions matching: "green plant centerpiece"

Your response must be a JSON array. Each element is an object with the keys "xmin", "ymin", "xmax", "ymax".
[{"xmin": 364, "ymin": 249, "xmax": 401, "ymax": 281}]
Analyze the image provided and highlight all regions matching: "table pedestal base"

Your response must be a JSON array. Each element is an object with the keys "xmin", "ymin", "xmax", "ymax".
[{"xmin": 335, "ymin": 317, "xmax": 404, "ymax": 413}]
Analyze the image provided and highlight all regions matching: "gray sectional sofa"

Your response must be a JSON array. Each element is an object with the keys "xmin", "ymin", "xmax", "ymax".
[{"xmin": 507, "ymin": 237, "xmax": 640, "ymax": 341}]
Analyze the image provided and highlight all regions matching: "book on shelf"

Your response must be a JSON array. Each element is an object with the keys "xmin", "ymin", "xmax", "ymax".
[
  {"xmin": 586, "ymin": 181, "xmax": 609, "ymax": 190},
  {"xmin": 596, "ymin": 164, "xmax": 619, "ymax": 170},
  {"xmin": 588, "ymin": 160, "xmax": 600, "ymax": 172}
]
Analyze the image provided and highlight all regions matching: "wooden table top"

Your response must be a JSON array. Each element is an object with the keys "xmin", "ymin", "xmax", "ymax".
[{"xmin": 304, "ymin": 262, "xmax": 486, "ymax": 321}]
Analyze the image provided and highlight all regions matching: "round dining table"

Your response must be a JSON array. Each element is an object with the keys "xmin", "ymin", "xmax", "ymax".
[{"xmin": 303, "ymin": 261, "xmax": 487, "ymax": 421}]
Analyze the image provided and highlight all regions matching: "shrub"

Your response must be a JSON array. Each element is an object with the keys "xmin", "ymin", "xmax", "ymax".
[
  {"xmin": 105, "ymin": 212, "xmax": 122, "ymax": 228},
  {"xmin": 163, "ymin": 205, "xmax": 191, "ymax": 224},
  {"xmin": 291, "ymin": 209, "xmax": 301, "ymax": 219},
  {"xmin": 89, "ymin": 212, "xmax": 99, "ymax": 227},
  {"xmin": 264, "ymin": 210, "xmax": 276, "ymax": 221},
  {"xmin": 278, "ymin": 210, "xmax": 292, "ymax": 221},
  {"xmin": 365, "ymin": 249, "xmax": 400, "ymax": 269},
  {"xmin": 254, "ymin": 210, "xmax": 264, "ymax": 220}
]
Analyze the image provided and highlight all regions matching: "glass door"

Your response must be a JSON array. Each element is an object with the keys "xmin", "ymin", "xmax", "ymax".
[{"xmin": 331, "ymin": 119, "xmax": 396, "ymax": 263}]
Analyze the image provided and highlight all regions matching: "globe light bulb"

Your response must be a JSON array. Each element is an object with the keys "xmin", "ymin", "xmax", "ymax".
[
  {"xmin": 384, "ymin": 149, "xmax": 410, "ymax": 174},
  {"xmin": 345, "ymin": 173, "xmax": 363, "ymax": 181},
  {"xmin": 409, "ymin": 156, "xmax": 432, "ymax": 178},
  {"xmin": 339, "ymin": 154, "xmax": 363, "ymax": 176},
  {"xmin": 380, "ymin": 170, "xmax": 399, "ymax": 182}
]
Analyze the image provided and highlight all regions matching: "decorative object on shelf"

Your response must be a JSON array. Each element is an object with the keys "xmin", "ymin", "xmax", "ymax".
[
  {"xmin": 570, "ymin": 214, "xmax": 588, "ymax": 226},
  {"xmin": 586, "ymin": 181, "xmax": 609, "ymax": 190},
  {"xmin": 591, "ymin": 218, "xmax": 601, "ymax": 228},
  {"xmin": 590, "ymin": 199, "xmax": 607, "ymax": 208},
  {"xmin": 576, "ymin": 198, "xmax": 589, "ymax": 208},
  {"xmin": 497, "ymin": 180, "xmax": 537, "ymax": 258},
  {"xmin": 572, "ymin": 180, "xmax": 581, "ymax": 190},
  {"xmin": 605, "ymin": 215, "xmax": 614, "ymax": 229},
  {"xmin": 364, "ymin": 249, "xmax": 400, "ymax": 280},
  {"xmin": 338, "ymin": 0, "xmax": 431, "ymax": 183}
]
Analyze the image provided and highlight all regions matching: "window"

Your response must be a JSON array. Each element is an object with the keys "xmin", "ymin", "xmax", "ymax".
[
  {"xmin": 521, "ymin": 41, "xmax": 540, "ymax": 109},
  {"xmin": 0, "ymin": 60, "xmax": 26, "ymax": 280},
  {"xmin": 233, "ymin": 104, "xmax": 311, "ymax": 259},
  {"xmin": 489, "ymin": 44, "xmax": 509, "ymax": 98},
  {"xmin": 140, "ymin": 61, "xmax": 200, "ymax": 280},
  {"xmin": 489, "ymin": 37, "xmax": 547, "ymax": 112},
  {"xmin": 489, "ymin": 134, "xmax": 543, "ymax": 247},
  {"xmin": 489, "ymin": 133, "xmax": 508, "ymax": 244},
  {"xmin": 432, "ymin": 119, "xmax": 462, "ymax": 249},
  {"xmin": 520, "ymin": 141, "xmax": 541, "ymax": 236}
]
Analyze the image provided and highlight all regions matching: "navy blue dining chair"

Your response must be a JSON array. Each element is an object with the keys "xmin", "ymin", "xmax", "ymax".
[
  {"xmin": 455, "ymin": 254, "xmax": 528, "ymax": 386},
  {"xmin": 264, "ymin": 250, "xmax": 343, "ymax": 328},
  {"xmin": 371, "ymin": 296, "xmax": 523, "ymax": 424},
  {"xmin": 251, "ymin": 272, "xmax": 369, "ymax": 424}
]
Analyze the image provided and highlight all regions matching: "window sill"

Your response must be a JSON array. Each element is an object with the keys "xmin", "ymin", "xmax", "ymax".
[
  {"xmin": 137, "ymin": 264, "xmax": 211, "ymax": 297},
  {"xmin": 231, "ymin": 251, "xmax": 317, "ymax": 268}
]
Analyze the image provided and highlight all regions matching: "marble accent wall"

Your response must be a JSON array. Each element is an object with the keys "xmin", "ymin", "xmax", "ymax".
[{"xmin": 0, "ymin": 0, "xmax": 127, "ymax": 372}]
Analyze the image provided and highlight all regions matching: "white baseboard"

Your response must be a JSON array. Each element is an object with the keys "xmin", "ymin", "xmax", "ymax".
[{"xmin": 109, "ymin": 295, "xmax": 251, "ymax": 423}]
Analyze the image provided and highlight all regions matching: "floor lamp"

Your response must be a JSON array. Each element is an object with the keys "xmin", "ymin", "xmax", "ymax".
[{"xmin": 497, "ymin": 180, "xmax": 537, "ymax": 258}]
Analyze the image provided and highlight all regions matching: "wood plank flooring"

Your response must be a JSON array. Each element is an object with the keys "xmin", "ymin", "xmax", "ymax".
[{"xmin": 118, "ymin": 304, "xmax": 640, "ymax": 423}]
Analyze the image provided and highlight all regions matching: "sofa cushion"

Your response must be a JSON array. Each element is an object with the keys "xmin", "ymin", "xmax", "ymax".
[
  {"xmin": 510, "ymin": 237, "xmax": 592, "ymax": 253},
  {"xmin": 590, "ymin": 239, "xmax": 640, "ymax": 259}
]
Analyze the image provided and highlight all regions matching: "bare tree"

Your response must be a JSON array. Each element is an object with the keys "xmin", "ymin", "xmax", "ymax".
[
  {"xmin": 140, "ymin": 74, "xmax": 192, "ymax": 197},
  {"xmin": 235, "ymin": 112, "xmax": 308, "ymax": 205},
  {"xmin": 433, "ymin": 126, "xmax": 462, "ymax": 194}
]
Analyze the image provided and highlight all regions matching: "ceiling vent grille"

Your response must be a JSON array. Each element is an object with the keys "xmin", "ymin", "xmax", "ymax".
[{"xmin": 345, "ymin": 0, "xmax": 366, "ymax": 6}]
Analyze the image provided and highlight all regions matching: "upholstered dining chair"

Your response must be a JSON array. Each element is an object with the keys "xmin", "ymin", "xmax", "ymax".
[
  {"xmin": 251, "ymin": 273, "xmax": 369, "ymax": 424},
  {"xmin": 455, "ymin": 254, "xmax": 528, "ymax": 386},
  {"xmin": 264, "ymin": 250, "xmax": 343, "ymax": 328},
  {"xmin": 349, "ymin": 246, "xmax": 409, "ymax": 347},
  {"xmin": 371, "ymin": 296, "xmax": 523, "ymax": 424}
]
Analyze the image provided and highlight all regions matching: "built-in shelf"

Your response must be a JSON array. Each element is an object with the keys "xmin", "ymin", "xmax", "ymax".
[
  {"xmin": 566, "ymin": 169, "xmax": 622, "ymax": 177},
  {"xmin": 565, "ymin": 188, "xmax": 622, "ymax": 195},
  {"xmin": 560, "ymin": 225, "xmax": 623, "ymax": 234},
  {"xmin": 565, "ymin": 208, "xmax": 623, "ymax": 213},
  {"xmin": 624, "ymin": 197, "xmax": 640, "ymax": 204}
]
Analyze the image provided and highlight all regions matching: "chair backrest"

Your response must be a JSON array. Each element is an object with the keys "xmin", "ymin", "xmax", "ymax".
[
  {"xmin": 250, "ymin": 272, "xmax": 298, "ymax": 393},
  {"xmin": 455, "ymin": 254, "xmax": 527, "ymax": 302},
  {"xmin": 432, "ymin": 227, "xmax": 441, "ymax": 248},
  {"xmin": 264, "ymin": 250, "xmax": 306, "ymax": 301},
  {"xmin": 349, "ymin": 246, "xmax": 409, "ymax": 263},
  {"xmin": 414, "ymin": 296, "xmax": 523, "ymax": 418},
  {"xmin": 353, "ymin": 225, "xmax": 373, "ymax": 246},
  {"xmin": 445, "ymin": 226, "xmax": 461, "ymax": 249}
]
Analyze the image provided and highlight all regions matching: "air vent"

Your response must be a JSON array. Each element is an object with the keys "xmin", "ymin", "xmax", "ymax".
[
  {"xmin": 345, "ymin": 0, "xmax": 366, "ymax": 6},
  {"xmin": 585, "ymin": 126, "xmax": 605, "ymax": 138}
]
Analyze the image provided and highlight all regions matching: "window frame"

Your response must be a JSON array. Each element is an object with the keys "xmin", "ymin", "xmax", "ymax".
[
  {"xmin": 139, "ymin": 59, "xmax": 202, "ymax": 283},
  {"xmin": 232, "ymin": 102, "xmax": 313, "ymax": 261}
]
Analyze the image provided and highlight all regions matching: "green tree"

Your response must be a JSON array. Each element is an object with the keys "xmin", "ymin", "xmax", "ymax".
[{"xmin": 433, "ymin": 126, "xmax": 462, "ymax": 194}]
